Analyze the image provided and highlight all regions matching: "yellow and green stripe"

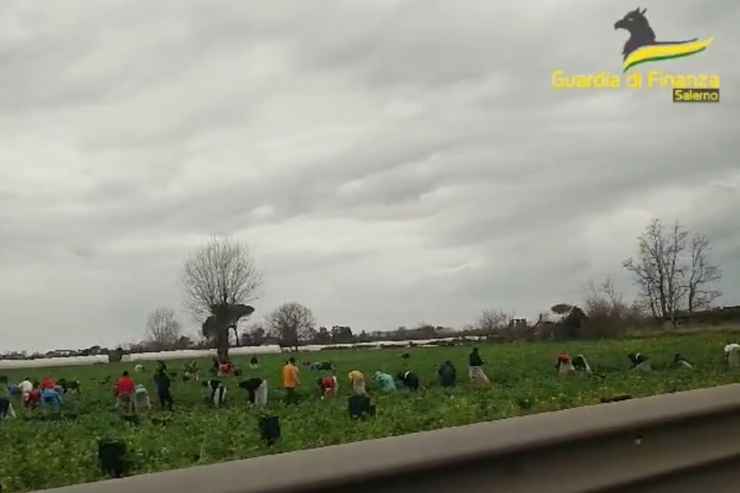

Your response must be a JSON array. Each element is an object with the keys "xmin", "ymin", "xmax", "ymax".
[{"xmin": 623, "ymin": 37, "xmax": 713, "ymax": 73}]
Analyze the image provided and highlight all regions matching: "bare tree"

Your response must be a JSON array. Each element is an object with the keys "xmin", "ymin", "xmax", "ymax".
[
  {"xmin": 623, "ymin": 219, "xmax": 688, "ymax": 325},
  {"xmin": 584, "ymin": 277, "xmax": 627, "ymax": 317},
  {"xmin": 267, "ymin": 302, "xmax": 316, "ymax": 351},
  {"xmin": 666, "ymin": 221, "xmax": 689, "ymax": 321},
  {"xmin": 687, "ymin": 234, "xmax": 722, "ymax": 312},
  {"xmin": 476, "ymin": 309, "xmax": 510, "ymax": 334},
  {"xmin": 582, "ymin": 277, "xmax": 639, "ymax": 337},
  {"xmin": 241, "ymin": 322, "xmax": 266, "ymax": 346},
  {"xmin": 146, "ymin": 307, "xmax": 181, "ymax": 348},
  {"xmin": 597, "ymin": 276, "xmax": 623, "ymax": 306},
  {"xmin": 183, "ymin": 236, "xmax": 262, "ymax": 361}
]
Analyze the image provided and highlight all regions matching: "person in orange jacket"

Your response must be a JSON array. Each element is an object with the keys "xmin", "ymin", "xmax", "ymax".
[{"xmin": 282, "ymin": 357, "xmax": 300, "ymax": 404}]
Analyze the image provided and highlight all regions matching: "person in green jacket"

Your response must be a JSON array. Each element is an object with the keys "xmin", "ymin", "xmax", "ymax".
[{"xmin": 373, "ymin": 371, "xmax": 396, "ymax": 392}]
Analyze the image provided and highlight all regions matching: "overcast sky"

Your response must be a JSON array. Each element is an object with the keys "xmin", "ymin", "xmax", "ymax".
[{"xmin": 1, "ymin": 1, "xmax": 738, "ymax": 352}]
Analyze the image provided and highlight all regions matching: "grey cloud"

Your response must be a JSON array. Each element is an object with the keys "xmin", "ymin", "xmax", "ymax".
[{"xmin": 1, "ymin": 1, "xmax": 738, "ymax": 351}]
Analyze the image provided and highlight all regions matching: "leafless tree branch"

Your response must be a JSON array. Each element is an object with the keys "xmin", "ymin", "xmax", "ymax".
[
  {"xmin": 267, "ymin": 302, "xmax": 316, "ymax": 351},
  {"xmin": 146, "ymin": 307, "xmax": 181, "ymax": 348}
]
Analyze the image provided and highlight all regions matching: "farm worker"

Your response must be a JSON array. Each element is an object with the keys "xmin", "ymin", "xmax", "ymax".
[
  {"xmin": 282, "ymin": 357, "xmax": 301, "ymax": 404},
  {"xmin": 573, "ymin": 354, "xmax": 592, "ymax": 374},
  {"xmin": 41, "ymin": 387, "xmax": 63, "ymax": 413},
  {"xmin": 319, "ymin": 373, "xmax": 338, "ymax": 399},
  {"xmin": 184, "ymin": 360, "xmax": 199, "ymax": 382},
  {"xmin": 219, "ymin": 360, "xmax": 234, "ymax": 377},
  {"xmin": 18, "ymin": 378, "xmax": 33, "ymax": 409},
  {"xmin": 41, "ymin": 376, "xmax": 57, "ymax": 390},
  {"xmin": 397, "ymin": 370, "xmax": 420, "ymax": 391},
  {"xmin": 0, "ymin": 384, "xmax": 16, "ymax": 419},
  {"xmin": 725, "ymin": 344, "xmax": 740, "ymax": 368},
  {"xmin": 134, "ymin": 384, "xmax": 152, "ymax": 412},
  {"xmin": 115, "ymin": 371, "xmax": 136, "ymax": 414},
  {"xmin": 203, "ymin": 379, "xmax": 227, "ymax": 407},
  {"xmin": 240, "ymin": 378, "xmax": 269, "ymax": 407},
  {"xmin": 555, "ymin": 353, "xmax": 576, "ymax": 376},
  {"xmin": 252, "ymin": 378, "xmax": 268, "ymax": 407},
  {"xmin": 468, "ymin": 348, "xmax": 491, "ymax": 385},
  {"xmin": 373, "ymin": 371, "xmax": 396, "ymax": 392},
  {"xmin": 27, "ymin": 384, "xmax": 42, "ymax": 410},
  {"xmin": 250, "ymin": 356, "xmax": 259, "ymax": 369},
  {"xmin": 348, "ymin": 370, "xmax": 367, "ymax": 396},
  {"xmin": 7, "ymin": 383, "xmax": 19, "ymax": 397},
  {"xmin": 672, "ymin": 353, "xmax": 693, "ymax": 370},
  {"xmin": 153, "ymin": 367, "xmax": 174, "ymax": 411},
  {"xmin": 348, "ymin": 394, "xmax": 374, "ymax": 419},
  {"xmin": 438, "ymin": 361, "xmax": 457, "ymax": 388},
  {"xmin": 254, "ymin": 378, "xmax": 268, "ymax": 407},
  {"xmin": 628, "ymin": 353, "xmax": 651, "ymax": 372}
]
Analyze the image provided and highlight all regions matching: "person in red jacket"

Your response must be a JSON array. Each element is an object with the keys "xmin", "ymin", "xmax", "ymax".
[
  {"xmin": 27, "ymin": 385, "xmax": 41, "ymax": 410},
  {"xmin": 319, "ymin": 373, "xmax": 338, "ymax": 400},
  {"xmin": 41, "ymin": 376, "xmax": 56, "ymax": 390},
  {"xmin": 218, "ymin": 361, "xmax": 234, "ymax": 377},
  {"xmin": 114, "ymin": 371, "xmax": 136, "ymax": 414}
]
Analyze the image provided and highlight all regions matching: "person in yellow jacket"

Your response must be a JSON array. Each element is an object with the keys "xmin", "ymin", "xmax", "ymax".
[{"xmin": 348, "ymin": 370, "xmax": 367, "ymax": 396}]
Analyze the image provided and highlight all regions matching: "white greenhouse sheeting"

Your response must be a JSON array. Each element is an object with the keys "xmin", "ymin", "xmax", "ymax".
[
  {"xmin": 0, "ymin": 355, "xmax": 109, "ymax": 370},
  {"xmin": 122, "ymin": 345, "xmax": 283, "ymax": 362},
  {"xmin": 0, "ymin": 337, "xmax": 485, "ymax": 370},
  {"xmin": 286, "ymin": 337, "xmax": 481, "ymax": 352}
]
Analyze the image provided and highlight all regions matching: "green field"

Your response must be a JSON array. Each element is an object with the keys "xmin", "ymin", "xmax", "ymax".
[{"xmin": 2, "ymin": 332, "xmax": 739, "ymax": 492}]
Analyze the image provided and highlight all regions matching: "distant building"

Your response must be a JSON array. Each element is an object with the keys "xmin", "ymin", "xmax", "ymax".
[
  {"xmin": 509, "ymin": 318, "xmax": 528, "ymax": 329},
  {"xmin": 46, "ymin": 349, "xmax": 77, "ymax": 358},
  {"xmin": 532, "ymin": 317, "xmax": 556, "ymax": 339},
  {"xmin": 435, "ymin": 326, "xmax": 458, "ymax": 337}
]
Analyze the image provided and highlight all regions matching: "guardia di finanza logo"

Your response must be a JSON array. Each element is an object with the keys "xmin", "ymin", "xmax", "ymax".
[
  {"xmin": 551, "ymin": 7, "xmax": 719, "ymax": 98},
  {"xmin": 614, "ymin": 7, "xmax": 712, "ymax": 73}
]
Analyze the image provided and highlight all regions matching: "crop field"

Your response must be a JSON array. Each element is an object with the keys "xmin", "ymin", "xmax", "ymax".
[{"xmin": 2, "ymin": 332, "xmax": 740, "ymax": 492}]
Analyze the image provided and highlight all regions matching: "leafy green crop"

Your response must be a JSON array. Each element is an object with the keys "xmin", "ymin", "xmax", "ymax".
[{"xmin": 1, "ymin": 333, "xmax": 738, "ymax": 492}]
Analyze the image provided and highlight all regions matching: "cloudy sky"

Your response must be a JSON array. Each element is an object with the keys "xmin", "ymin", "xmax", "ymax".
[{"xmin": 1, "ymin": 1, "xmax": 738, "ymax": 352}]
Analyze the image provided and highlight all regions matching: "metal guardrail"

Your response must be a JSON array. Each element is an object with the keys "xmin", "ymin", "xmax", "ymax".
[{"xmin": 39, "ymin": 384, "xmax": 740, "ymax": 493}]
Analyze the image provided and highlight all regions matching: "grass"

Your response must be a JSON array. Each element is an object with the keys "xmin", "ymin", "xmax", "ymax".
[{"xmin": 2, "ymin": 332, "xmax": 740, "ymax": 492}]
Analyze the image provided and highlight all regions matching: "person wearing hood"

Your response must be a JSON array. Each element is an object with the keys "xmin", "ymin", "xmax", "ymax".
[
  {"xmin": 468, "ymin": 348, "xmax": 491, "ymax": 385},
  {"xmin": 373, "ymin": 371, "xmax": 396, "ymax": 392}
]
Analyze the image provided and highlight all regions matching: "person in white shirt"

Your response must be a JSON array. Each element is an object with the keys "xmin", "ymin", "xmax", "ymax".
[
  {"xmin": 134, "ymin": 384, "xmax": 152, "ymax": 412},
  {"xmin": 724, "ymin": 343, "xmax": 740, "ymax": 368},
  {"xmin": 18, "ymin": 378, "xmax": 34, "ymax": 410}
]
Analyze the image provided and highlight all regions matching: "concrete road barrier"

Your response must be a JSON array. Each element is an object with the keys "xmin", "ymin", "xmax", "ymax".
[{"xmin": 35, "ymin": 383, "xmax": 740, "ymax": 493}]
